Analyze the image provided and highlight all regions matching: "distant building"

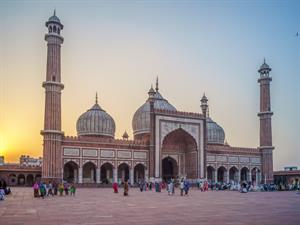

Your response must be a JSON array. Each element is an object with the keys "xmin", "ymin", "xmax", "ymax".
[
  {"xmin": 0, "ymin": 155, "xmax": 42, "ymax": 186},
  {"xmin": 0, "ymin": 156, "xmax": 4, "ymax": 165},
  {"xmin": 19, "ymin": 155, "xmax": 42, "ymax": 167},
  {"xmin": 284, "ymin": 166, "xmax": 298, "ymax": 171}
]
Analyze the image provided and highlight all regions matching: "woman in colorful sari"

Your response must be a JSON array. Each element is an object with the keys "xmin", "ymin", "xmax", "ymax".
[
  {"xmin": 33, "ymin": 182, "xmax": 39, "ymax": 198},
  {"xmin": 113, "ymin": 182, "xmax": 118, "ymax": 193},
  {"xmin": 124, "ymin": 180, "xmax": 129, "ymax": 196}
]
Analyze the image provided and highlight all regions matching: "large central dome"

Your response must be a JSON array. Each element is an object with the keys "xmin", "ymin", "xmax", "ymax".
[
  {"xmin": 76, "ymin": 96, "xmax": 115, "ymax": 138},
  {"xmin": 132, "ymin": 82, "xmax": 176, "ymax": 137}
]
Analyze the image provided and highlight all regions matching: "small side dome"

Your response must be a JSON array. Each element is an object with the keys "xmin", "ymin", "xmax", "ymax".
[
  {"xmin": 206, "ymin": 117, "xmax": 225, "ymax": 144},
  {"xmin": 76, "ymin": 95, "xmax": 115, "ymax": 138}
]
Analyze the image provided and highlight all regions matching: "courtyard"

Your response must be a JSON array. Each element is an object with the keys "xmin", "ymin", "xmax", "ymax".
[{"xmin": 0, "ymin": 188, "xmax": 299, "ymax": 225}]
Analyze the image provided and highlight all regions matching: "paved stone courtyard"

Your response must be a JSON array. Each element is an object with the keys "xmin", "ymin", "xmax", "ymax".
[{"xmin": 0, "ymin": 187, "xmax": 299, "ymax": 225}]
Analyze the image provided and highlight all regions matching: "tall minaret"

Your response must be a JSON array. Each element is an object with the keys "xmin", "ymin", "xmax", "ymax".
[
  {"xmin": 201, "ymin": 93, "xmax": 208, "ymax": 179},
  {"xmin": 258, "ymin": 59, "xmax": 274, "ymax": 184},
  {"xmin": 41, "ymin": 11, "xmax": 64, "ymax": 182}
]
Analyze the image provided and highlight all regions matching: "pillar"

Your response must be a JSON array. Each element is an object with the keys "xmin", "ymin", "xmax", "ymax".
[
  {"xmin": 249, "ymin": 170, "xmax": 251, "ymax": 182},
  {"xmin": 238, "ymin": 169, "xmax": 241, "ymax": 183},
  {"xmin": 78, "ymin": 167, "xmax": 82, "ymax": 184},
  {"xmin": 145, "ymin": 168, "xmax": 149, "ymax": 182},
  {"xmin": 226, "ymin": 170, "xmax": 229, "ymax": 183},
  {"xmin": 113, "ymin": 168, "xmax": 118, "ymax": 183},
  {"xmin": 96, "ymin": 168, "xmax": 101, "ymax": 184},
  {"xmin": 214, "ymin": 169, "xmax": 218, "ymax": 183},
  {"xmin": 130, "ymin": 167, "xmax": 134, "ymax": 185}
]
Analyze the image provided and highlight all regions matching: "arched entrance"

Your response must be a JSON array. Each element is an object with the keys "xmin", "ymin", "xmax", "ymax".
[
  {"xmin": 26, "ymin": 174, "xmax": 34, "ymax": 186},
  {"xmin": 251, "ymin": 167, "xmax": 261, "ymax": 185},
  {"xmin": 240, "ymin": 167, "xmax": 249, "ymax": 182},
  {"xmin": 161, "ymin": 128, "xmax": 197, "ymax": 179},
  {"xmin": 162, "ymin": 157, "xmax": 178, "ymax": 181},
  {"xmin": 8, "ymin": 174, "xmax": 17, "ymax": 186},
  {"xmin": 82, "ymin": 162, "xmax": 96, "ymax": 183},
  {"xmin": 18, "ymin": 174, "xmax": 25, "ymax": 186},
  {"xmin": 217, "ymin": 166, "xmax": 227, "ymax": 183},
  {"xmin": 63, "ymin": 161, "xmax": 79, "ymax": 183},
  {"xmin": 229, "ymin": 166, "xmax": 239, "ymax": 183},
  {"xmin": 100, "ymin": 163, "xmax": 113, "ymax": 184},
  {"xmin": 118, "ymin": 163, "xmax": 129, "ymax": 182},
  {"xmin": 207, "ymin": 166, "xmax": 215, "ymax": 182},
  {"xmin": 134, "ymin": 164, "xmax": 145, "ymax": 183}
]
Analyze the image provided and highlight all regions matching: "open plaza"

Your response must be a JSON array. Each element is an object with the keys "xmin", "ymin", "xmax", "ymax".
[{"xmin": 0, "ymin": 187, "xmax": 300, "ymax": 225}]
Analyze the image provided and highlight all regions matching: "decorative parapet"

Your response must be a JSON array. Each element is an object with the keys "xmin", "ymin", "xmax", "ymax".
[
  {"xmin": 207, "ymin": 144, "xmax": 260, "ymax": 155},
  {"xmin": 63, "ymin": 135, "xmax": 149, "ymax": 149},
  {"xmin": 154, "ymin": 109, "xmax": 205, "ymax": 119}
]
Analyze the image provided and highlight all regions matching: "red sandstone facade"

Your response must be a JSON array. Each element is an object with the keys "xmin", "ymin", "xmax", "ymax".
[{"xmin": 40, "ymin": 12, "xmax": 274, "ymax": 185}]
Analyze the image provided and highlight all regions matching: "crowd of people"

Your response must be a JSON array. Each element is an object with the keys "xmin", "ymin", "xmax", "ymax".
[
  {"xmin": 1, "ymin": 177, "xmax": 299, "ymax": 201},
  {"xmin": 32, "ymin": 181, "xmax": 76, "ymax": 198}
]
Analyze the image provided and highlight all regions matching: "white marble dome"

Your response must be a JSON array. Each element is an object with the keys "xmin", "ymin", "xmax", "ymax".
[
  {"xmin": 76, "ymin": 102, "xmax": 115, "ymax": 138},
  {"xmin": 132, "ymin": 90, "xmax": 176, "ymax": 136},
  {"xmin": 206, "ymin": 117, "xmax": 225, "ymax": 144}
]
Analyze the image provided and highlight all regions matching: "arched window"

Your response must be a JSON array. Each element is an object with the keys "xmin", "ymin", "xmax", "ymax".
[
  {"xmin": 49, "ymin": 26, "xmax": 52, "ymax": 33},
  {"xmin": 53, "ymin": 26, "xmax": 57, "ymax": 33},
  {"xmin": 58, "ymin": 28, "xmax": 60, "ymax": 34},
  {"xmin": 52, "ymin": 76, "xmax": 56, "ymax": 81}
]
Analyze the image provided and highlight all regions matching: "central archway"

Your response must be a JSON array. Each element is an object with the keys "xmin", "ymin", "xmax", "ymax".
[
  {"xmin": 162, "ymin": 157, "xmax": 178, "ymax": 181},
  {"xmin": 161, "ymin": 128, "xmax": 197, "ymax": 179}
]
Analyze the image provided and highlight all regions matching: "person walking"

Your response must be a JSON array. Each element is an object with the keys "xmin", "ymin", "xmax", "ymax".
[
  {"xmin": 47, "ymin": 181, "xmax": 53, "ymax": 196},
  {"xmin": 70, "ymin": 183, "xmax": 76, "ymax": 196},
  {"xmin": 184, "ymin": 179, "xmax": 190, "ymax": 196},
  {"xmin": 33, "ymin": 182, "xmax": 39, "ymax": 198},
  {"xmin": 124, "ymin": 180, "xmax": 129, "ymax": 196},
  {"xmin": 180, "ymin": 179, "xmax": 184, "ymax": 196},
  {"xmin": 113, "ymin": 182, "xmax": 118, "ymax": 193}
]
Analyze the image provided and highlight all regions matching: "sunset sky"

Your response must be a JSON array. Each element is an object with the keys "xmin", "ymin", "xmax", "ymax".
[{"xmin": 0, "ymin": 0, "xmax": 299, "ymax": 170}]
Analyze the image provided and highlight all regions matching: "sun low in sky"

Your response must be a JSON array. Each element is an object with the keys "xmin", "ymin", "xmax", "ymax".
[{"xmin": 0, "ymin": 0, "xmax": 299, "ymax": 170}]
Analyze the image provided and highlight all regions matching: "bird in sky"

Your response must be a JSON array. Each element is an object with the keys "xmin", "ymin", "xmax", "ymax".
[{"xmin": 296, "ymin": 32, "xmax": 299, "ymax": 37}]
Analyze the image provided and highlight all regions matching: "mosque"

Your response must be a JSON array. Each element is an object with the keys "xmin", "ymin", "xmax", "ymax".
[{"xmin": 41, "ymin": 12, "xmax": 274, "ymax": 186}]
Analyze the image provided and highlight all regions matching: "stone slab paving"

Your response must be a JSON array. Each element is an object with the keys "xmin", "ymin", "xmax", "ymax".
[{"xmin": 0, "ymin": 187, "xmax": 299, "ymax": 225}]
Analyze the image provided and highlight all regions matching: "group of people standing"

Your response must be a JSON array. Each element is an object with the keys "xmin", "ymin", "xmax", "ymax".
[{"xmin": 33, "ymin": 181, "xmax": 76, "ymax": 198}]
